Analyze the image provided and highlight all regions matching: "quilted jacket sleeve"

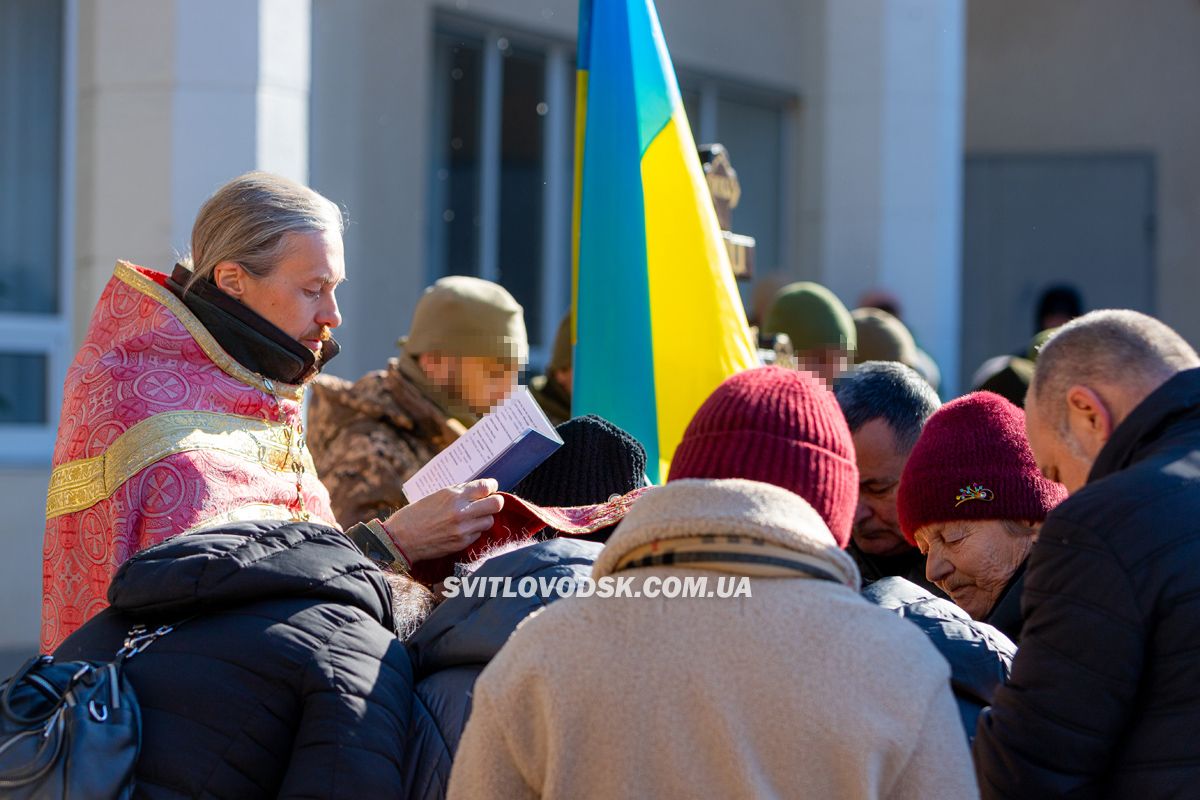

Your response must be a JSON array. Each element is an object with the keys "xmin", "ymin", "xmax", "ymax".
[
  {"xmin": 973, "ymin": 515, "xmax": 1145, "ymax": 798},
  {"xmin": 278, "ymin": 615, "xmax": 415, "ymax": 799}
]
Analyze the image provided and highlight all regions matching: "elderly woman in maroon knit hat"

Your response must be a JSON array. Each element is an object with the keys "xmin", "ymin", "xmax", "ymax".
[{"xmin": 896, "ymin": 392, "xmax": 1067, "ymax": 642}]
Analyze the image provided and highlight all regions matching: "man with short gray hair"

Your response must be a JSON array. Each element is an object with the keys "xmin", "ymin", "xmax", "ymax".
[
  {"xmin": 834, "ymin": 362, "xmax": 942, "ymax": 593},
  {"xmin": 975, "ymin": 309, "xmax": 1200, "ymax": 797}
]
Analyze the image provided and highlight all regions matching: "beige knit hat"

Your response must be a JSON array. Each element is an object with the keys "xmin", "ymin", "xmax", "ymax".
[{"xmin": 400, "ymin": 276, "xmax": 528, "ymax": 364}]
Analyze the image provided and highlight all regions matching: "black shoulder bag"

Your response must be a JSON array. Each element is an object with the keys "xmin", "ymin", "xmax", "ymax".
[{"xmin": 0, "ymin": 622, "xmax": 179, "ymax": 799}]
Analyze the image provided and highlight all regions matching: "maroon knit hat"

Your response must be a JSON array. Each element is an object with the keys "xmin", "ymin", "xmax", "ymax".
[
  {"xmin": 897, "ymin": 391, "xmax": 1067, "ymax": 544},
  {"xmin": 668, "ymin": 366, "xmax": 859, "ymax": 547}
]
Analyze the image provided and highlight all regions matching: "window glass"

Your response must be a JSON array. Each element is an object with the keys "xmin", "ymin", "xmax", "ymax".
[
  {"xmin": 0, "ymin": 353, "xmax": 47, "ymax": 424},
  {"xmin": 436, "ymin": 35, "xmax": 483, "ymax": 276},
  {"xmin": 430, "ymin": 23, "xmax": 787, "ymax": 354},
  {"xmin": 0, "ymin": 0, "xmax": 63, "ymax": 314},
  {"xmin": 498, "ymin": 47, "xmax": 546, "ymax": 348}
]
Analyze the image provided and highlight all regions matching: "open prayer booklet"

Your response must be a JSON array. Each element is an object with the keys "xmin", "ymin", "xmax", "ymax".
[{"xmin": 401, "ymin": 385, "xmax": 564, "ymax": 503}]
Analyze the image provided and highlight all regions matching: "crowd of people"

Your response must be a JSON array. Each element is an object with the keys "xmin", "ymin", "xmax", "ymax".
[{"xmin": 29, "ymin": 172, "xmax": 1200, "ymax": 798}]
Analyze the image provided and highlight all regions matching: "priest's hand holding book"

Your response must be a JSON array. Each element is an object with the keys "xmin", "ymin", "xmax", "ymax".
[
  {"xmin": 348, "ymin": 387, "xmax": 562, "ymax": 571},
  {"xmin": 381, "ymin": 479, "xmax": 504, "ymax": 564}
]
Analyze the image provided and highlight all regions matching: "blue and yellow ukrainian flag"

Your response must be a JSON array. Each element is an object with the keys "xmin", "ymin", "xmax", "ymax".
[{"xmin": 572, "ymin": 0, "xmax": 758, "ymax": 483}]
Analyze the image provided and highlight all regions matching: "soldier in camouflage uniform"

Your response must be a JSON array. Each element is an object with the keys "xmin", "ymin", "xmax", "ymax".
[{"xmin": 308, "ymin": 276, "xmax": 528, "ymax": 531}]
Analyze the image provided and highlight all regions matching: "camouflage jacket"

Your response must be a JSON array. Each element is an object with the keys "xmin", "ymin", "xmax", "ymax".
[{"xmin": 307, "ymin": 357, "xmax": 469, "ymax": 529}]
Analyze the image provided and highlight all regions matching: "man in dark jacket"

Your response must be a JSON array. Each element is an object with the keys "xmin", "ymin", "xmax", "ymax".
[
  {"xmin": 975, "ymin": 309, "xmax": 1200, "ymax": 798},
  {"xmin": 405, "ymin": 537, "xmax": 602, "ymax": 799},
  {"xmin": 55, "ymin": 519, "xmax": 426, "ymax": 799},
  {"xmin": 834, "ymin": 361, "xmax": 943, "ymax": 594}
]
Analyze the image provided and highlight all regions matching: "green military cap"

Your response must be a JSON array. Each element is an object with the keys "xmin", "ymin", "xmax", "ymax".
[
  {"xmin": 400, "ymin": 276, "xmax": 528, "ymax": 365},
  {"xmin": 764, "ymin": 281, "xmax": 856, "ymax": 354},
  {"xmin": 1027, "ymin": 327, "xmax": 1059, "ymax": 362}
]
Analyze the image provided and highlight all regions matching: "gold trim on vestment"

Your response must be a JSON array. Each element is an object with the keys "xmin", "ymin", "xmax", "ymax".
[
  {"xmin": 113, "ymin": 261, "xmax": 305, "ymax": 401},
  {"xmin": 46, "ymin": 410, "xmax": 318, "ymax": 519},
  {"xmin": 181, "ymin": 503, "xmax": 304, "ymax": 534}
]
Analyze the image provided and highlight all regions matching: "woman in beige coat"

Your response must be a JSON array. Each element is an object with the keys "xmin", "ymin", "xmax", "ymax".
[{"xmin": 448, "ymin": 367, "xmax": 977, "ymax": 799}]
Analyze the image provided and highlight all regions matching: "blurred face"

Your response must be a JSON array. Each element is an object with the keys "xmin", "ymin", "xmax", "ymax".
[
  {"xmin": 797, "ymin": 347, "xmax": 850, "ymax": 388},
  {"xmin": 914, "ymin": 519, "xmax": 1034, "ymax": 620},
  {"xmin": 553, "ymin": 366, "xmax": 574, "ymax": 398},
  {"xmin": 214, "ymin": 230, "xmax": 345, "ymax": 357},
  {"xmin": 850, "ymin": 419, "xmax": 913, "ymax": 557},
  {"xmin": 1024, "ymin": 388, "xmax": 1098, "ymax": 494},
  {"xmin": 421, "ymin": 354, "xmax": 520, "ymax": 415},
  {"xmin": 1040, "ymin": 312, "xmax": 1074, "ymax": 331}
]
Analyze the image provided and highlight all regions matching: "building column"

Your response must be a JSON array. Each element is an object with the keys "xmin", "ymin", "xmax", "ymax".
[
  {"xmin": 814, "ymin": 0, "xmax": 964, "ymax": 393},
  {"xmin": 73, "ymin": 0, "xmax": 311, "ymax": 339},
  {"xmin": 308, "ymin": 0, "xmax": 434, "ymax": 383}
]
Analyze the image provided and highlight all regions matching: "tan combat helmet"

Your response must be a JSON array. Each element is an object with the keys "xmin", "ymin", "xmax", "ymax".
[{"xmin": 400, "ymin": 276, "xmax": 528, "ymax": 366}]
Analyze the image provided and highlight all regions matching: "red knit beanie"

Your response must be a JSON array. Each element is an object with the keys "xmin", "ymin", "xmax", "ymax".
[
  {"xmin": 668, "ymin": 366, "xmax": 859, "ymax": 547},
  {"xmin": 897, "ymin": 391, "xmax": 1067, "ymax": 544}
]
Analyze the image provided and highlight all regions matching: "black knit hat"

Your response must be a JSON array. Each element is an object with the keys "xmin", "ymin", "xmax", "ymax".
[{"xmin": 513, "ymin": 414, "xmax": 648, "ymax": 507}]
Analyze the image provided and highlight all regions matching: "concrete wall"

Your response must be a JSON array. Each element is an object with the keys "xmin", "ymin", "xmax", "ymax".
[
  {"xmin": 309, "ymin": 0, "xmax": 437, "ymax": 384},
  {"xmin": 965, "ymin": 0, "xmax": 1200, "ymax": 346},
  {"xmin": 0, "ymin": 468, "xmax": 51, "ymax": 670},
  {"xmin": 808, "ymin": 0, "xmax": 963, "ymax": 392},
  {"xmin": 75, "ymin": 0, "xmax": 312, "ymax": 338}
]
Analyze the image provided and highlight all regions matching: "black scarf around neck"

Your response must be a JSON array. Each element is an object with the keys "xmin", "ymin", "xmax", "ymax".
[{"xmin": 167, "ymin": 263, "xmax": 340, "ymax": 386}]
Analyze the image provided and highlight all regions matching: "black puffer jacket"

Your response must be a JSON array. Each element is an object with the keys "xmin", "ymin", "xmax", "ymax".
[
  {"xmin": 55, "ymin": 520, "xmax": 414, "ymax": 799},
  {"xmin": 862, "ymin": 577, "xmax": 1015, "ymax": 743},
  {"xmin": 404, "ymin": 538, "xmax": 602, "ymax": 800},
  {"xmin": 975, "ymin": 368, "xmax": 1200, "ymax": 798}
]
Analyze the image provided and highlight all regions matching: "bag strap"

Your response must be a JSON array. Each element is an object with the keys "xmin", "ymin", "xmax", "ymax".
[
  {"xmin": 1, "ymin": 617, "xmax": 191, "ymax": 726},
  {"xmin": 115, "ymin": 618, "xmax": 190, "ymax": 664},
  {"xmin": 1, "ymin": 656, "xmax": 65, "ymax": 726}
]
